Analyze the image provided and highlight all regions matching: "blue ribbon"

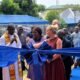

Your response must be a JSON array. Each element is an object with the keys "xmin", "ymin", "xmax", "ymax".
[
  {"xmin": 0, "ymin": 45, "xmax": 80, "ymax": 67},
  {"xmin": 0, "ymin": 45, "xmax": 80, "ymax": 80}
]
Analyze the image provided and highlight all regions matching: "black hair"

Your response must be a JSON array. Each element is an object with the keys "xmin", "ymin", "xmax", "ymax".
[
  {"xmin": 7, "ymin": 25, "xmax": 15, "ymax": 30},
  {"xmin": 32, "ymin": 27, "xmax": 42, "ymax": 36}
]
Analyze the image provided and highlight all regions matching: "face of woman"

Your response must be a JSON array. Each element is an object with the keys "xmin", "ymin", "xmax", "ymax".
[
  {"xmin": 32, "ymin": 30, "xmax": 40, "ymax": 39},
  {"xmin": 46, "ymin": 29, "xmax": 54, "ymax": 38}
]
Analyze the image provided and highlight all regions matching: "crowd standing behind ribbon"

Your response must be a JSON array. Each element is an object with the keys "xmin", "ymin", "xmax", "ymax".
[{"xmin": 0, "ymin": 20, "xmax": 80, "ymax": 80}]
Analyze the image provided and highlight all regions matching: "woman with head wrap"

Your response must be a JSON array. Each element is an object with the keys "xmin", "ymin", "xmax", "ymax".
[{"xmin": 27, "ymin": 27, "xmax": 45, "ymax": 80}]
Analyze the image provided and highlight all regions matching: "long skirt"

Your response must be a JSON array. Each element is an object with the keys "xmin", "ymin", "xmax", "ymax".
[
  {"xmin": 44, "ymin": 58, "xmax": 66, "ymax": 80},
  {"xmin": 2, "ymin": 55, "xmax": 23, "ymax": 80},
  {"xmin": 27, "ymin": 63, "xmax": 44, "ymax": 80}
]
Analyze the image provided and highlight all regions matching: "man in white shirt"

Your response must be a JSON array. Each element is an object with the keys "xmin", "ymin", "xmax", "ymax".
[
  {"xmin": 71, "ymin": 26, "xmax": 80, "ymax": 68},
  {"xmin": 0, "ymin": 25, "xmax": 22, "ymax": 80},
  {"xmin": 71, "ymin": 27, "xmax": 80, "ymax": 47}
]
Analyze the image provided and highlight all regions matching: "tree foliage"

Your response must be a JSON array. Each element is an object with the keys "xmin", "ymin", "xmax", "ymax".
[
  {"xmin": 45, "ymin": 10, "xmax": 67, "ymax": 28},
  {"xmin": 45, "ymin": 10, "xmax": 59, "ymax": 23},
  {"xmin": 0, "ymin": 0, "xmax": 45, "ymax": 16},
  {"xmin": 37, "ymin": 5, "xmax": 45, "ymax": 12},
  {"xmin": 0, "ymin": 0, "xmax": 21, "ymax": 14}
]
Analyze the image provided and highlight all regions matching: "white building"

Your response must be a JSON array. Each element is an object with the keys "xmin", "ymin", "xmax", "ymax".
[{"xmin": 60, "ymin": 8, "xmax": 80, "ymax": 24}]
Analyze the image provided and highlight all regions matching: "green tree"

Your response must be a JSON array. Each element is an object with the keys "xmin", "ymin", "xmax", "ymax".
[
  {"xmin": 13, "ymin": 0, "xmax": 22, "ymax": 5},
  {"xmin": 21, "ymin": 0, "xmax": 34, "ymax": 15},
  {"xmin": 0, "ymin": 0, "xmax": 21, "ymax": 14},
  {"xmin": 0, "ymin": 0, "xmax": 45, "ymax": 16},
  {"xmin": 45, "ymin": 10, "xmax": 67, "ymax": 28},
  {"xmin": 45, "ymin": 10, "xmax": 59, "ymax": 23},
  {"xmin": 37, "ymin": 5, "xmax": 45, "ymax": 12},
  {"xmin": 0, "ymin": 4, "xmax": 1, "ymax": 13},
  {"xmin": 14, "ymin": 0, "xmax": 38, "ymax": 16}
]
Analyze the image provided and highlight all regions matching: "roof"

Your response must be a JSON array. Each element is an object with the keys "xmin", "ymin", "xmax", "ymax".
[
  {"xmin": 0, "ymin": 15, "xmax": 49, "ymax": 24},
  {"xmin": 62, "ymin": 17, "xmax": 80, "ymax": 25},
  {"xmin": 47, "ymin": 5, "xmax": 64, "ymax": 10}
]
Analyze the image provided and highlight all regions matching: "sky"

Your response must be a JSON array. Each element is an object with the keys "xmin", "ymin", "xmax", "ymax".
[
  {"xmin": 0, "ymin": 0, "xmax": 80, "ymax": 8},
  {"xmin": 36, "ymin": 0, "xmax": 80, "ymax": 7}
]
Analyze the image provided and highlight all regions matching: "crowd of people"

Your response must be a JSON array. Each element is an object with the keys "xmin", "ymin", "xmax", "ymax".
[{"xmin": 0, "ymin": 20, "xmax": 80, "ymax": 80}]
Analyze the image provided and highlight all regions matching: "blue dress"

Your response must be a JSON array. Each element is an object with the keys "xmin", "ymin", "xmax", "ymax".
[{"xmin": 26, "ymin": 39, "xmax": 52, "ymax": 80}]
